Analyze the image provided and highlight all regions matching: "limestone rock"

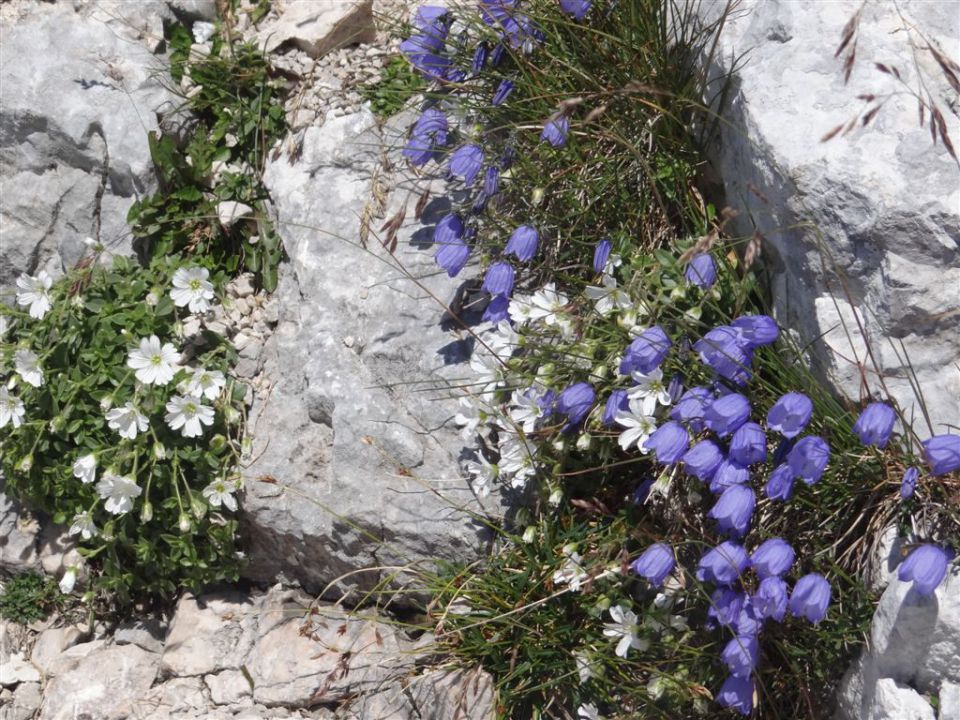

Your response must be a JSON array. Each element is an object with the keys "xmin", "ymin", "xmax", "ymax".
[
  {"xmin": 41, "ymin": 640, "xmax": 108, "ymax": 679},
  {"xmin": 869, "ymin": 679, "xmax": 935, "ymax": 720},
  {"xmin": 0, "ymin": 1, "xmax": 177, "ymax": 285},
  {"xmin": 940, "ymin": 681, "xmax": 960, "ymax": 720},
  {"xmin": 0, "ymin": 488, "xmax": 39, "ymax": 572},
  {"xmin": 204, "ymin": 668, "xmax": 253, "ymax": 705},
  {"xmin": 254, "ymin": 0, "xmax": 376, "ymax": 59},
  {"xmin": 217, "ymin": 201, "xmax": 256, "ymax": 228},
  {"xmin": 5, "ymin": 681, "xmax": 42, "ymax": 720},
  {"xmin": 114, "ymin": 617, "xmax": 167, "ymax": 654},
  {"xmin": 39, "ymin": 644, "xmax": 159, "ymax": 720},
  {"xmin": 0, "ymin": 653, "xmax": 40, "ymax": 686},
  {"xmin": 30, "ymin": 624, "xmax": 88, "ymax": 675},
  {"xmin": 695, "ymin": 0, "xmax": 960, "ymax": 436},
  {"xmin": 131, "ymin": 676, "xmax": 208, "ymax": 718},
  {"xmin": 406, "ymin": 667, "xmax": 497, "ymax": 720},
  {"xmin": 244, "ymin": 111, "xmax": 499, "ymax": 598}
]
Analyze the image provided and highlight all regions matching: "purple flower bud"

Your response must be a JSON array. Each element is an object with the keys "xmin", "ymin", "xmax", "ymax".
[
  {"xmin": 898, "ymin": 544, "xmax": 950, "ymax": 597},
  {"xmin": 593, "ymin": 238, "xmax": 612, "ymax": 274},
  {"xmin": 645, "ymin": 421, "xmax": 690, "ymax": 465},
  {"xmin": 721, "ymin": 634, "xmax": 759, "ymax": 679},
  {"xmin": 789, "ymin": 573, "xmax": 831, "ymax": 624},
  {"xmin": 632, "ymin": 543, "xmax": 675, "ymax": 587},
  {"xmin": 717, "ymin": 675, "xmax": 754, "ymax": 716},
  {"xmin": 708, "ymin": 484, "xmax": 756, "ymax": 537},
  {"xmin": 764, "ymin": 463, "xmax": 795, "ymax": 501},
  {"xmin": 619, "ymin": 326, "xmax": 672, "ymax": 375},
  {"xmin": 482, "ymin": 294, "xmax": 510, "ymax": 323},
  {"xmin": 696, "ymin": 541, "xmax": 749, "ymax": 586},
  {"xmin": 492, "ymin": 78, "xmax": 515, "ymax": 106},
  {"xmin": 707, "ymin": 587, "xmax": 745, "ymax": 629},
  {"xmin": 667, "ymin": 375, "xmax": 684, "ymax": 403},
  {"xmin": 413, "ymin": 6, "xmax": 451, "ymax": 35},
  {"xmin": 708, "ymin": 459, "xmax": 750, "ymax": 494},
  {"xmin": 694, "ymin": 326, "xmax": 753, "ymax": 385},
  {"xmin": 750, "ymin": 538, "xmax": 795, "ymax": 578},
  {"xmin": 556, "ymin": 382, "xmax": 595, "ymax": 431},
  {"xmin": 767, "ymin": 392, "xmax": 813, "ymax": 439},
  {"xmin": 922, "ymin": 434, "xmax": 960, "ymax": 476},
  {"xmin": 540, "ymin": 115, "xmax": 569, "ymax": 147},
  {"xmin": 505, "ymin": 225, "xmax": 539, "ymax": 262},
  {"xmin": 403, "ymin": 108, "xmax": 449, "ymax": 165},
  {"xmin": 481, "ymin": 261, "xmax": 515, "ymax": 296},
  {"xmin": 703, "ymin": 393, "xmax": 751, "ymax": 437},
  {"xmin": 729, "ymin": 421, "xmax": 767, "ymax": 466},
  {"xmin": 448, "ymin": 144, "xmax": 484, "ymax": 185},
  {"xmin": 753, "ymin": 576, "xmax": 788, "ymax": 622},
  {"xmin": 901, "ymin": 467, "xmax": 919, "ymax": 499},
  {"xmin": 471, "ymin": 43, "xmax": 488, "ymax": 74},
  {"xmin": 489, "ymin": 42, "xmax": 507, "ymax": 67},
  {"xmin": 682, "ymin": 439, "xmax": 723, "ymax": 482},
  {"xmin": 685, "ymin": 253, "xmax": 717, "ymax": 288},
  {"xmin": 731, "ymin": 314, "xmax": 779, "ymax": 347},
  {"xmin": 671, "ymin": 386, "xmax": 712, "ymax": 432},
  {"xmin": 433, "ymin": 215, "xmax": 469, "ymax": 277},
  {"xmin": 787, "ymin": 436, "xmax": 830, "ymax": 485},
  {"xmin": 444, "ymin": 66, "xmax": 467, "ymax": 83},
  {"xmin": 400, "ymin": 35, "xmax": 451, "ymax": 80},
  {"xmin": 483, "ymin": 166, "xmax": 501, "ymax": 196},
  {"xmin": 853, "ymin": 402, "xmax": 896, "ymax": 448},
  {"xmin": 602, "ymin": 389, "xmax": 629, "ymax": 426},
  {"xmin": 559, "ymin": 0, "xmax": 592, "ymax": 20}
]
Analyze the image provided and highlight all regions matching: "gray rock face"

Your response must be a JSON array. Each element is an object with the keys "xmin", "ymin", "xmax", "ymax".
[
  {"xmin": 835, "ymin": 571, "xmax": 959, "ymax": 719},
  {"xmin": 696, "ymin": 0, "xmax": 960, "ymax": 436},
  {"xmin": 244, "ymin": 110, "xmax": 497, "ymax": 598},
  {"xmin": 0, "ymin": 1, "xmax": 177, "ymax": 286},
  {"xmin": 253, "ymin": 0, "xmax": 376, "ymax": 58},
  {"xmin": 0, "ymin": 487, "xmax": 39, "ymax": 572}
]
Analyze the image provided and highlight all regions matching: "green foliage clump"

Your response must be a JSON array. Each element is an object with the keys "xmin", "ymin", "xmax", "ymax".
[
  {"xmin": 129, "ymin": 23, "xmax": 286, "ymax": 292},
  {"xmin": 360, "ymin": 54, "xmax": 427, "ymax": 119},
  {"xmin": 0, "ymin": 572, "xmax": 63, "ymax": 624}
]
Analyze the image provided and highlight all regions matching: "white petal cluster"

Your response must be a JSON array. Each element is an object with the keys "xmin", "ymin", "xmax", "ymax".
[
  {"xmin": 15, "ymin": 271, "xmax": 53, "ymax": 319},
  {"xmin": 626, "ymin": 368, "xmax": 672, "ymax": 416},
  {"xmin": 165, "ymin": 395, "xmax": 215, "ymax": 438},
  {"xmin": 72, "ymin": 454, "xmax": 97, "ymax": 484},
  {"xmin": 105, "ymin": 401, "xmax": 149, "ymax": 440},
  {"xmin": 202, "ymin": 478, "xmax": 238, "ymax": 511},
  {"xmin": 68, "ymin": 512, "xmax": 98, "ymax": 540},
  {"xmin": 96, "ymin": 472, "xmax": 142, "ymax": 515},
  {"xmin": 0, "ymin": 387, "xmax": 26, "ymax": 429},
  {"xmin": 170, "ymin": 266, "xmax": 215, "ymax": 314},
  {"xmin": 14, "ymin": 349, "xmax": 44, "ymax": 387},
  {"xmin": 602, "ymin": 605, "xmax": 649, "ymax": 658},
  {"xmin": 127, "ymin": 335, "xmax": 181, "ymax": 386},
  {"xmin": 614, "ymin": 398, "xmax": 657, "ymax": 452},
  {"xmin": 183, "ymin": 367, "xmax": 226, "ymax": 400}
]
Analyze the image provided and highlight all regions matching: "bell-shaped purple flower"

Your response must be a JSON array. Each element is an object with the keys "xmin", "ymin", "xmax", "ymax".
[
  {"xmin": 717, "ymin": 675, "xmax": 754, "ymax": 716},
  {"xmin": 645, "ymin": 421, "xmax": 690, "ymax": 465},
  {"xmin": 721, "ymin": 634, "xmax": 759, "ymax": 679},
  {"xmin": 708, "ymin": 459, "xmax": 750, "ymax": 494},
  {"xmin": 559, "ymin": 0, "xmax": 592, "ymax": 20},
  {"xmin": 632, "ymin": 543, "xmax": 675, "ymax": 587},
  {"xmin": 853, "ymin": 402, "xmax": 896, "ymax": 448},
  {"xmin": 667, "ymin": 375, "xmax": 684, "ymax": 403},
  {"xmin": 471, "ymin": 43, "xmax": 488, "ymax": 74},
  {"xmin": 671, "ymin": 386, "xmax": 712, "ymax": 432},
  {"xmin": 898, "ymin": 544, "xmax": 950, "ymax": 597},
  {"xmin": 753, "ymin": 576, "xmax": 788, "ymax": 622},
  {"xmin": 619, "ymin": 326, "xmax": 672, "ymax": 375},
  {"xmin": 708, "ymin": 484, "xmax": 756, "ymax": 537},
  {"xmin": 732, "ymin": 314, "xmax": 779, "ymax": 347},
  {"xmin": 750, "ymin": 538, "xmax": 795, "ymax": 579},
  {"xmin": 696, "ymin": 541, "xmax": 749, "ymax": 586},
  {"xmin": 448, "ymin": 144, "xmax": 484, "ymax": 185},
  {"xmin": 682, "ymin": 439, "xmax": 723, "ymax": 482},
  {"xmin": 402, "ymin": 107, "xmax": 449, "ymax": 166},
  {"xmin": 413, "ymin": 6, "xmax": 451, "ymax": 34},
  {"xmin": 632, "ymin": 477, "xmax": 655, "ymax": 504},
  {"xmin": 556, "ymin": 382, "xmax": 594, "ymax": 431},
  {"xmin": 541, "ymin": 115, "xmax": 569, "ymax": 147},
  {"xmin": 901, "ymin": 467, "xmax": 919, "ymax": 499},
  {"xmin": 789, "ymin": 573, "xmax": 831, "ymax": 624},
  {"xmin": 482, "ymin": 294, "xmax": 510, "ymax": 323},
  {"xmin": 764, "ymin": 463, "xmax": 795, "ymax": 502},
  {"xmin": 685, "ymin": 253, "xmax": 717, "ymax": 288},
  {"xmin": 504, "ymin": 225, "xmax": 539, "ymax": 262},
  {"xmin": 399, "ymin": 34, "xmax": 451, "ymax": 80},
  {"xmin": 703, "ymin": 393, "xmax": 751, "ymax": 437},
  {"xmin": 767, "ymin": 391, "xmax": 813, "ymax": 439},
  {"xmin": 729, "ymin": 421, "xmax": 767, "ymax": 466},
  {"xmin": 734, "ymin": 600, "xmax": 763, "ymax": 637},
  {"xmin": 922, "ymin": 434, "xmax": 960, "ymax": 476},
  {"xmin": 787, "ymin": 436, "xmax": 830, "ymax": 485},
  {"xmin": 483, "ymin": 167, "xmax": 501, "ymax": 197},
  {"xmin": 694, "ymin": 326, "xmax": 753, "ymax": 385},
  {"xmin": 489, "ymin": 42, "xmax": 507, "ymax": 67},
  {"xmin": 492, "ymin": 78, "xmax": 515, "ymax": 106},
  {"xmin": 602, "ymin": 389, "xmax": 629, "ymax": 426},
  {"xmin": 707, "ymin": 587, "xmax": 745, "ymax": 629},
  {"xmin": 481, "ymin": 261, "xmax": 515, "ymax": 296},
  {"xmin": 433, "ymin": 215, "xmax": 469, "ymax": 277},
  {"xmin": 593, "ymin": 238, "xmax": 612, "ymax": 274}
]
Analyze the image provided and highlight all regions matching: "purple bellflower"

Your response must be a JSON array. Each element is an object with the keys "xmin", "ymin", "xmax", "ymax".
[
  {"xmin": 922, "ymin": 434, "xmax": 960, "ymax": 476},
  {"xmin": 898, "ymin": 544, "xmax": 950, "ymax": 597},
  {"xmin": 787, "ymin": 436, "xmax": 830, "ymax": 485},
  {"xmin": 541, "ymin": 115, "xmax": 570, "ymax": 147},
  {"xmin": 729, "ymin": 421, "xmax": 767, "ymax": 466},
  {"xmin": 703, "ymin": 393, "xmax": 751, "ymax": 437},
  {"xmin": 433, "ymin": 215, "xmax": 469, "ymax": 277},
  {"xmin": 619, "ymin": 326, "xmax": 672, "ymax": 375},
  {"xmin": 471, "ymin": 43, "xmax": 488, "ymax": 74},
  {"xmin": 789, "ymin": 573, "xmax": 831, "ymax": 624},
  {"xmin": 492, "ymin": 78, "xmax": 515, "ymax": 106},
  {"xmin": 682, "ymin": 439, "xmax": 724, "ymax": 482},
  {"xmin": 721, "ymin": 634, "xmax": 759, "ymax": 679},
  {"xmin": 764, "ymin": 463, "xmax": 795, "ymax": 502},
  {"xmin": 448, "ymin": 144, "xmax": 484, "ymax": 185},
  {"xmin": 556, "ymin": 382, "xmax": 595, "ymax": 431},
  {"xmin": 717, "ymin": 675, "xmax": 754, "ymax": 716},
  {"xmin": 708, "ymin": 459, "xmax": 750, "ymax": 494},
  {"xmin": 632, "ymin": 543, "xmax": 675, "ymax": 587},
  {"xmin": 645, "ymin": 421, "xmax": 690, "ymax": 465},
  {"xmin": 402, "ymin": 107, "xmax": 449, "ymax": 166},
  {"xmin": 482, "ymin": 294, "xmax": 510, "ymax": 323},
  {"xmin": 708, "ymin": 484, "xmax": 756, "ymax": 537},
  {"xmin": 694, "ymin": 326, "xmax": 753, "ymax": 385},
  {"xmin": 593, "ymin": 238, "xmax": 612, "ymax": 274},
  {"xmin": 754, "ymin": 576, "xmax": 788, "ymax": 622},
  {"xmin": 671, "ymin": 386, "xmax": 712, "ymax": 432},
  {"xmin": 901, "ymin": 467, "xmax": 919, "ymax": 499},
  {"xmin": 602, "ymin": 389, "xmax": 629, "ymax": 426},
  {"xmin": 685, "ymin": 253, "xmax": 717, "ymax": 288},
  {"xmin": 767, "ymin": 391, "xmax": 813, "ymax": 439},
  {"xmin": 481, "ymin": 261, "xmax": 515, "ymax": 296},
  {"xmin": 559, "ymin": 0, "xmax": 592, "ymax": 20},
  {"xmin": 707, "ymin": 587, "xmax": 745, "ymax": 629},
  {"xmin": 853, "ymin": 402, "xmax": 896, "ymax": 448},
  {"xmin": 505, "ymin": 225, "xmax": 539, "ymax": 262},
  {"xmin": 697, "ymin": 541, "xmax": 749, "ymax": 586},
  {"xmin": 750, "ymin": 538, "xmax": 795, "ymax": 578},
  {"xmin": 732, "ymin": 314, "xmax": 779, "ymax": 347}
]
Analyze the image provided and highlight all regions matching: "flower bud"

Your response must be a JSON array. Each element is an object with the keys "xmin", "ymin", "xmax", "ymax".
[
  {"xmin": 575, "ymin": 433, "xmax": 592, "ymax": 452},
  {"xmin": 209, "ymin": 434, "xmax": 227, "ymax": 453},
  {"xmin": 191, "ymin": 496, "xmax": 207, "ymax": 520},
  {"xmin": 140, "ymin": 501, "xmax": 153, "ymax": 523},
  {"xmin": 153, "ymin": 442, "xmax": 167, "ymax": 460},
  {"xmin": 17, "ymin": 455, "xmax": 33, "ymax": 472},
  {"xmin": 100, "ymin": 397, "xmax": 113, "ymax": 412},
  {"xmin": 145, "ymin": 291, "xmax": 159, "ymax": 306},
  {"xmin": 548, "ymin": 486, "xmax": 563, "ymax": 506},
  {"xmin": 521, "ymin": 526, "xmax": 537, "ymax": 543},
  {"xmin": 178, "ymin": 514, "xmax": 192, "ymax": 533}
]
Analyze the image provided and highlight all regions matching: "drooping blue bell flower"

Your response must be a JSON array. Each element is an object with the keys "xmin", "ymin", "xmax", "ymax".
[
  {"xmin": 593, "ymin": 238, "xmax": 612, "ymax": 274},
  {"xmin": 708, "ymin": 459, "xmax": 750, "ymax": 494},
  {"xmin": 482, "ymin": 294, "xmax": 510, "ymax": 323},
  {"xmin": 750, "ymin": 538, "xmax": 795, "ymax": 579},
  {"xmin": 767, "ymin": 391, "xmax": 813, "ymax": 439},
  {"xmin": 448, "ymin": 144, "xmax": 484, "ymax": 185},
  {"xmin": 559, "ymin": 0, "xmax": 592, "ymax": 20},
  {"xmin": 901, "ymin": 467, "xmax": 919, "ymax": 499},
  {"xmin": 504, "ymin": 224, "xmax": 539, "ymax": 262},
  {"xmin": 898, "ymin": 544, "xmax": 950, "ymax": 597},
  {"xmin": 632, "ymin": 543, "xmax": 675, "ymax": 587},
  {"xmin": 716, "ymin": 675, "xmax": 754, "ymax": 716},
  {"xmin": 619, "ymin": 326, "xmax": 671, "ymax": 375},
  {"xmin": 721, "ymin": 634, "xmax": 759, "ymax": 679},
  {"xmin": 682, "ymin": 439, "xmax": 723, "ymax": 482},
  {"xmin": 708, "ymin": 484, "xmax": 756, "ymax": 537},
  {"xmin": 731, "ymin": 314, "xmax": 779, "ymax": 347},
  {"xmin": 481, "ymin": 261, "xmax": 515, "ymax": 296},
  {"xmin": 556, "ymin": 382, "xmax": 595, "ymax": 432},
  {"xmin": 729, "ymin": 421, "xmax": 767, "ymax": 465},
  {"xmin": 703, "ymin": 393, "xmax": 751, "ymax": 437},
  {"xmin": 602, "ymin": 389, "xmax": 629, "ymax": 426},
  {"xmin": 645, "ymin": 421, "xmax": 690, "ymax": 465},
  {"xmin": 492, "ymin": 78, "xmax": 515, "ymax": 106},
  {"xmin": 696, "ymin": 541, "xmax": 749, "ymax": 586},
  {"xmin": 787, "ymin": 436, "xmax": 830, "ymax": 485},
  {"xmin": 853, "ymin": 402, "xmax": 896, "ymax": 448},
  {"xmin": 753, "ymin": 576, "xmax": 788, "ymax": 622},
  {"xmin": 685, "ymin": 253, "xmax": 717, "ymax": 288},
  {"xmin": 671, "ymin": 386, "xmax": 712, "ymax": 432},
  {"xmin": 788, "ymin": 573, "xmax": 831, "ymax": 624},
  {"xmin": 541, "ymin": 115, "xmax": 570, "ymax": 147},
  {"xmin": 764, "ymin": 463, "xmax": 795, "ymax": 501},
  {"xmin": 922, "ymin": 434, "xmax": 960, "ymax": 476}
]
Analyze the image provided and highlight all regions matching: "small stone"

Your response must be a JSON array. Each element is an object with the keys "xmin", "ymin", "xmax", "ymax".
[
  {"xmin": 232, "ymin": 275, "xmax": 255, "ymax": 298},
  {"xmin": 940, "ymin": 682, "xmax": 960, "ymax": 720},
  {"xmin": 217, "ymin": 201, "xmax": 255, "ymax": 228},
  {"xmin": 10, "ymin": 681, "xmax": 42, "ymax": 720},
  {"xmin": 232, "ymin": 332, "xmax": 251, "ymax": 351},
  {"xmin": 31, "ymin": 625, "xmax": 88, "ymax": 675},
  {"xmin": 233, "ymin": 297, "xmax": 251, "ymax": 316},
  {"xmin": 1, "ymin": 653, "xmax": 41, "ymax": 686},
  {"xmin": 205, "ymin": 668, "xmax": 253, "ymax": 705},
  {"xmin": 114, "ymin": 618, "xmax": 167, "ymax": 654}
]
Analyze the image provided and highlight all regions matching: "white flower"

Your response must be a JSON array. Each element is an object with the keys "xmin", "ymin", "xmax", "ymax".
[
  {"xmin": 0, "ymin": 387, "xmax": 26, "ymax": 429},
  {"xmin": 165, "ymin": 395, "xmax": 215, "ymax": 438},
  {"xmin": 508, "ymin": 283, "xmax": 570, "ymax": 327},
  {"xmin": 553, "ymin": 549, "xmax": 588, "ymax": 592},
  {"xmin": 508, "ymin": 387, "xmax": 547, "ymax": 434},
  {"xmin": 585, "ymin": 273, "xmax": 632, "ymax": 316},
  {"xmin": 105, "ymin": 401, "xmax": 149, "ymax": 440},
  {"xmin": 478, "ymin": 320, "xmax": 520, "ymax": 358},
  {"xmin": 574, "ymin": 650, "xmax": 595, "ymax": 684},
  {"xmin": 72, "ymin": 454, "xmax": 97, "ymax": 484},
  {"xmin": 59, "ymin": 567, "xmax": 78, "ymax": 594},
  {"xmin": 184, "ymin": 367, "xmax": 226, "ymax": 400},
  {"xmin": 625, "ymin": 368, "xmax": 672, "ymax": 416},
  {"xmin": 614, "ymin": 399, "xmax": 657, "ymax": 452},
  {"xmin": 578, "ymin": 704, "xmax": 603, "ymax": 720},
  {"xmin": 202, "ymin": 478, "xmax": 238, "ymax": 511},
  {"xmin": 127, "ymin": 335, "xmax": 181, "ymax": 386},
  {"xmin": 15, "ymin": 270, "xmax": 53, "ymax": 319},
  {"xmin": 68, "ymin": 512, "xmax": 98, "ymax": 540},
  {"xmin": 14, "ymin": 348, "xmax": 43, "ymax": 387},
  {"xmin": 463, "ymin": 451, "xmax": 497, "ymax": 497},
  {"xmin": 96, "ymin": 472, "xmax": 142, "ymax": 515},
  {"xmin": 454, "ymin": 397, "xmax": 482, "ymax": 440},
  {"xmin": 603, "ymin": 605, "xmax": 649, "ymax": 658},
  {"xmin": 469, "ymin": 350, "xmax": 505, "ymax": 402},
  {"xmin": 498, "ymin": 434, "xmax": 537, "ymax": 488},
  {"xmin": 170, "ymin": 266, "xmax": 215, "ymax": 314},
  {"xmin": 192, "ymin": 20, "xmax": 216, "ymax": 43}
]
